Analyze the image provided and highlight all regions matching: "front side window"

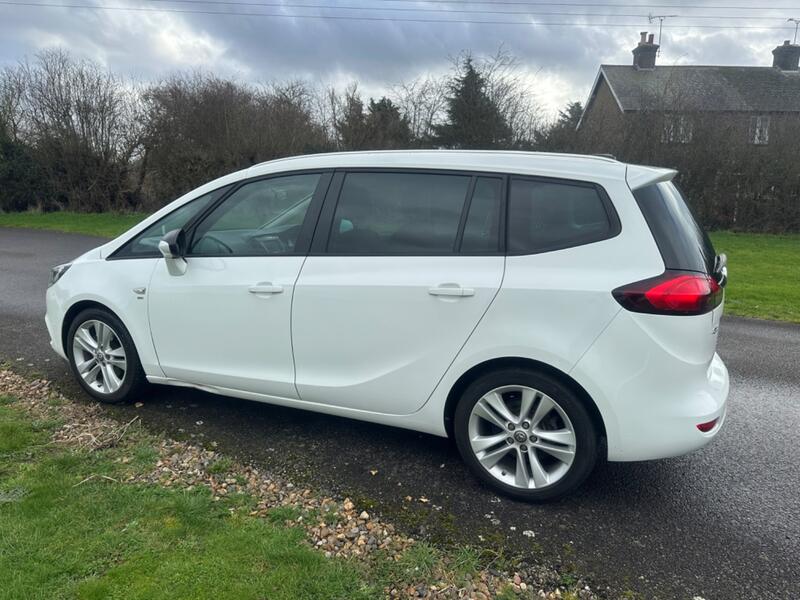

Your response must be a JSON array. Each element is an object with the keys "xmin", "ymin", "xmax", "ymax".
[
  {"xmin": 190, "ymin": 173, "xmax": 320, "ymax": 256},
  {"xmin": 508, "ymin": 179, "xmax": 616, "ymax": 254},
  {"xmin": 328, "ymin": 172, "xmax": 471, "ymax": 255},
  {"xmin": 112, "ymin": 185, "xmax": 231, "ymax": 258}
]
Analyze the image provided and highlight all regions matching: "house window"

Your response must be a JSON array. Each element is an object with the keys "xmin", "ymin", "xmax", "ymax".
[
  {"xmin": 662, "ymin": 115, "xmax": 693, "ymax": 144},
  {"xmin": 750, "ymin": 115, "xmax": 770, "ymax": 145}
]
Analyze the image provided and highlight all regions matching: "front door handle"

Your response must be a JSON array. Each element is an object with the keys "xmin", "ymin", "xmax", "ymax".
[
  {"xmin": 428, "ymin": 285, "xmax": 475, "ymax": 297},
  {"xmin": 249, "ymin": 283, "xmax": 284, "ymax": 295}
]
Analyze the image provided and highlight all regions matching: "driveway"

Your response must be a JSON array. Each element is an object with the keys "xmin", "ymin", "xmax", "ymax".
[{"xmin": 1, "ymin": 227, "xmax": 798, "ymax": 599}]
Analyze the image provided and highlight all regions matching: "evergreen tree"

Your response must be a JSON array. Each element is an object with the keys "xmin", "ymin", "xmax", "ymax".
[
  {"xmin": 365, "ymin": 97, "xmax": 412, "ymax": 149},
  {"xmin": 335, "ymin": 92, "xmax": 369, "ymax": 150},
  {"xmin": 539, "ymin": 101, "xmax": 583, "ymax": 152},
  {"xmin": 434, "ymin": 57, "xmax": 512, "ymax": 149}
]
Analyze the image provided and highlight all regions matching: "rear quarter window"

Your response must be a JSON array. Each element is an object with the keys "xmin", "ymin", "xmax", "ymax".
[
  {"xmin": 632, "ymin": 182, "xmax": 716, "ymax": 274},
  {"xmin": 507, "ymin": 178, "xmax": 620, "ymax": 254}
]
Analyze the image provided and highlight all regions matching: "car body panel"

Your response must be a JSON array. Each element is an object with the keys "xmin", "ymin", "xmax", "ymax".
[
  {"xmin": 45, "ymin": 255, "xmax": 161, "ymax": 375},
  {"xmin": 148, "ymin": 255, "xmax": 305, "ymax": 399},
  {"xmin": 292, "ymin": 255, "xmax": 504, "ymax": 414}
]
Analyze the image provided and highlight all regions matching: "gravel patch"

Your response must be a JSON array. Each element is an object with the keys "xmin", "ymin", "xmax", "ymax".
[{"xmin": 0, "ymin": 368, "xmax": 601, "ymax": 599}]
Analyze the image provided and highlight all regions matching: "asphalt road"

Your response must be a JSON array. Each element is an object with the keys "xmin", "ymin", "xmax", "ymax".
[{"xmin": 1, "ymin": 227, "xmax": 798, "ymax": 600}]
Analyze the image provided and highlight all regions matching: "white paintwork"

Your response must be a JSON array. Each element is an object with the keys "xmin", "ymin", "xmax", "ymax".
[
  {"xmin": 45, "ymin": 150, "xmax": 729, "ymax": 463},
  {"xmin": 147, "ymin": 256, "xmax": 305, "ymax": 398},
  {"xmin": 291, "ymin": 256, "xmax": 504, "ymax": 414}
]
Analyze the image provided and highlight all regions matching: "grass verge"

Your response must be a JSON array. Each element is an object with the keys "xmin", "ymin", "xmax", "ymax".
[
  {"xmin": 0, "ymin": 211, "xmax": 147, "ymax": 238},
  {"xmin": 709, "ymin": 232, "xmax": 800, "ymax": 323},
  {"xmin": 0, "ymin": 398, "xmax": 371, "ymax": 600}
]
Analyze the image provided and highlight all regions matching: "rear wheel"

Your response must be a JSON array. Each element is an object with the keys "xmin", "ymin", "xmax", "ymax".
[
  {"xmin": 66, "ymin": 308, "xmax": 148, "ymax": 404},
  {"xmin": 454, "ymin": 368, "xmax": 598, "ymax": 501}
]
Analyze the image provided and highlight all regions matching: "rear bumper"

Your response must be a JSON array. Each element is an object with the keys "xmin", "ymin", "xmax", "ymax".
[{"xmin": 571, "ymin": 311, "xmax": 729, "ymax": 462}]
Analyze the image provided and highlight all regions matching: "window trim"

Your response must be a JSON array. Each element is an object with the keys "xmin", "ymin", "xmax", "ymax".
[
  {"xmin": 505, "ymin": 175, "xmax": 621, "ymax": 257},
  {"xmin": 309, "ymin": 168, "xmax": 507, "ymax": 257}
]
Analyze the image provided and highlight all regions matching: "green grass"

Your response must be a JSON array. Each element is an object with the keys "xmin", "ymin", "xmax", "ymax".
[
  {"xmin": 1, "ymin": 211, "xmax": 796, "ymax": 324},
  {"xmin": 0, "ymin": 211, "xmax": 147, "ymax": 238},
  {"xmin": 709, "ymin": 232, "xmax": 800, "ymax": 323},
  {"xmin": 0, "ymin": 401, "xmax": 373, "ymax": 600}
]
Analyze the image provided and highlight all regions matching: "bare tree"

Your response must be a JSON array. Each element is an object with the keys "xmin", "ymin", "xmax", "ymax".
[{"xmin": 391, "ymin": 75, "xmax": 448, "ymax": 145}]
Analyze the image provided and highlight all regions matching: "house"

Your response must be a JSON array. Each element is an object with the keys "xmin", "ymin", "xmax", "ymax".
[{"xmin": 578, "ymin": 33, "xmax": 800, "ymax": 150}]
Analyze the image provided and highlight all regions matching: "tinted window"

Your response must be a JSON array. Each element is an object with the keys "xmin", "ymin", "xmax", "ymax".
[
  {"xmin": 508, "ymin": 179, "xmax": 614, "ymax": 254},
  {"xmin": 113, "ymin": 186, "xmax": 230, "ymax": 258},
  {"xmin": 633, "ymin": 182, "xmax": 716, "ymax": 274},
  {"xmin": 461, "ymin": 177, "xmax": 502, "ymax": 253},
  {"xmin": 190, "ymin": 174, "xmax": 320, "ymax": 256},
  {"xmin": 328, "ymin": 172, "xmax": 470, "ymax": 255}
]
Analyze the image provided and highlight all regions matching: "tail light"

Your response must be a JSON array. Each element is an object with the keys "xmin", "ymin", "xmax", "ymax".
[
  {"xmin": 696, "ymin": 418, "xmax": 719, "ymax": 433},
  {"xmin": 613, "ymin": 270, "xmax": 722, "ymax": 316}
]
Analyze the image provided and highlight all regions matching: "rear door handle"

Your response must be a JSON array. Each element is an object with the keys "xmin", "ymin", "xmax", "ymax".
[
  {"xmin": 428, "ymin": 285, "xmax": 475, "ymax": 297},
  {"xmin": 249, "ymin": 283, "xmax": 284, "ymax": 294}
]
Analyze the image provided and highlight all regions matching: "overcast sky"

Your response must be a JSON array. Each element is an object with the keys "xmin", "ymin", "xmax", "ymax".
[{"xmin": 1, "ymin": 1, "xmax": 797, "ymax": 118}]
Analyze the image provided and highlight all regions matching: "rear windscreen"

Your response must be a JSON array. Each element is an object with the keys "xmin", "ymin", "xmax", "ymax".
[{"xmin": 632, "ymin": 182, "xmax": 716, "ymax": 274}]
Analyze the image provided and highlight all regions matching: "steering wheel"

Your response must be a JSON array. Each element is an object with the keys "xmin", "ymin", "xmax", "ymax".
[
  {"xmin": 196, "ymin": 234, "xmax": 234, "ymax": 254},
  {"xmin": 249, "ymin": 231, "xmax": 287, "ymax": 254}
]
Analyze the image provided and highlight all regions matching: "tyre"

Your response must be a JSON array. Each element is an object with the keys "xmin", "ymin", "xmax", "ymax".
[
  {"xmin": 66, "ymin": 308, "xmax": 148, "ymax": 404},
  {"xmin": 454, "ymin": 368, "xmax": 598, "ymax": 501}
]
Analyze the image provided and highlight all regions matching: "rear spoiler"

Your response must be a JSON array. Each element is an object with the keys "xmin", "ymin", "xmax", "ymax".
[{"xmin": 625, "ymin": 165, "xmax": 678, "ymax": 191}]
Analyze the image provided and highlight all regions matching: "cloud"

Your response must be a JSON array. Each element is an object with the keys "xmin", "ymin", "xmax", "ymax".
[{"xmin": 0, "ymin": 1, "xmax": 794, "ymax": 118}]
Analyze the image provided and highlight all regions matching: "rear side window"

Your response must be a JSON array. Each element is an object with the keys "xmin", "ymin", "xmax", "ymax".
[
  {"xmin": 461, "ymin": 177, "xmax": 503, "ymax": 253},
  {"xmin": 632, "ymin": 182, "xmax": 716, "ymax": 274},
  {"xmin": 508, "ymin": 179, "xmax": 618, "ymax": 254},
  {"xmin": 328, "ymin": 172, "xmax": 470, "ymax": 255}
]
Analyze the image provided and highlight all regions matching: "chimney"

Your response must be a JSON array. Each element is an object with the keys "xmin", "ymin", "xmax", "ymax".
[
  {"xmin": 772, "ymin": 40, "xmax": 800, "ymax": 71},
  {"xmin": 632, "ymin": 31, "xmax": 659, "ymax": 70}
]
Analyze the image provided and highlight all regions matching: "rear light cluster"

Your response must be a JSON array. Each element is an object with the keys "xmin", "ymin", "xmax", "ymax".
[
  {"xmin": 613, "ymin": 270, "xmax": 723, "ymax": 316},
  {"xmin": 696, "ymin": 418, "xmax": 719, "ymax": 433}
]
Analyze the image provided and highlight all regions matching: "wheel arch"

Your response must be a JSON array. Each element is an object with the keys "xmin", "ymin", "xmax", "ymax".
[
  {"xmin": 442, "ymin": 357, "xmax": 607, "ymax": 446},
  {"xmin": 61, "ymin": 300, "xmax": 126, "ymax": 357}
]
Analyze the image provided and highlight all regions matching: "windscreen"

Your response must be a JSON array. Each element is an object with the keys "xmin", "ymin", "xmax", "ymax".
[{"xmin": 632, "ymin": 181, "xmax": 716, "ymax": 274}]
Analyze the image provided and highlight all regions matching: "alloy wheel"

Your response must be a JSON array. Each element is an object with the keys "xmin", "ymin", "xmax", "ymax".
[
  {"xmin": 72, "ymin": 320, "xmax": 128, "ymax": 394},
  {"xmin": 467, "ymin": 385, "xmax": 576, "ymax": 489}
]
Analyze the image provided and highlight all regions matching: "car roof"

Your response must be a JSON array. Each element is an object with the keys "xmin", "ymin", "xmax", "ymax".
[{"xmin": 245, "ymin": 150, "xmax": 629, "ymax": 183}]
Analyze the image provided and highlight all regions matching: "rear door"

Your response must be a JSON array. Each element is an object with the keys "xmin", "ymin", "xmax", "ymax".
[{"xmin": 291, "ymin": 171, "xmax": 505, "ymax": 415}]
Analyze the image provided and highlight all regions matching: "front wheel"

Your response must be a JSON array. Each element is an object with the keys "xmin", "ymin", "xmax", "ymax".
[
  {"xmin": 66, "ymin": 308, "xmax": 148, "ymax": 404},
  {"xmin": 454, "ymin": 368, "xmax": 598, "ymax": 501}
]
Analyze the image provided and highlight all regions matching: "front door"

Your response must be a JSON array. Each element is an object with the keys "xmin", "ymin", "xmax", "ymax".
[{"xmin": 148, "ymin": 172, "xmax": 327, "ymax": 398}]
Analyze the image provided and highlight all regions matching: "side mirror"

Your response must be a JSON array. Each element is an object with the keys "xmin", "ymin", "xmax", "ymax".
[
  {"xmin": 158, "ymin": 229, "xmax": 186, "ymax": 259},
  {"xmin": 159, "ymin": 229, "xmax": 187, "ymax": 275}
]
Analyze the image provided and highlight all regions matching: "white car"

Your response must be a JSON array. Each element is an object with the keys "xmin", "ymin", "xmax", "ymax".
[{"xmin": 45, "ymin": 151, "xmax": 729, "ymax": 500}]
